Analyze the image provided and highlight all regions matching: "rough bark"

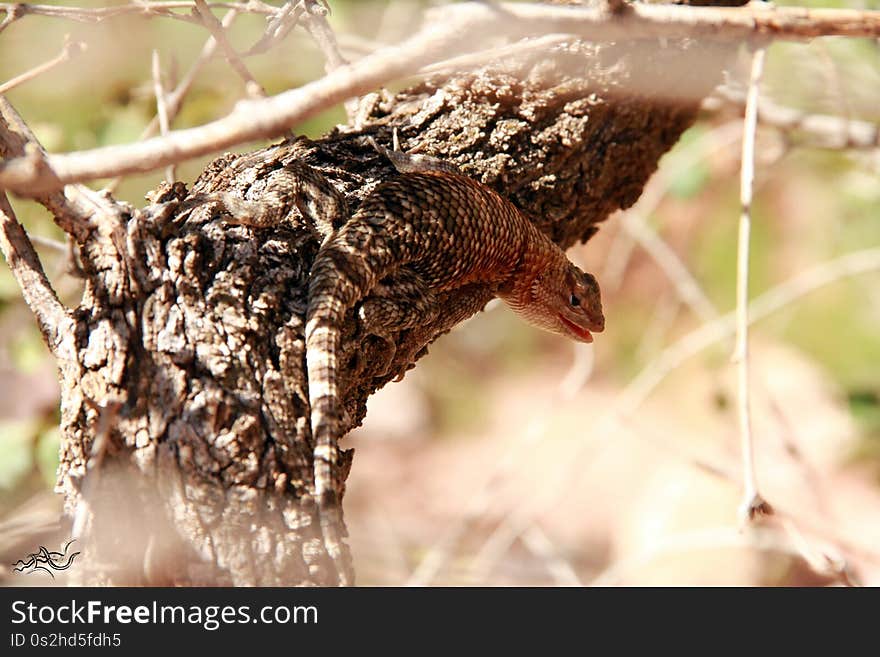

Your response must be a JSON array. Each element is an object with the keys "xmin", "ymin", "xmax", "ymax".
[{"xmin": 50, "ymin": 17, "xmax": 740, "ymax": 585}]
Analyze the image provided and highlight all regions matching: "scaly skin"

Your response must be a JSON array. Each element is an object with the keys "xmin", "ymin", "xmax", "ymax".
[{"xmin": 305, "ymin": 168, "xmax": 604, "ymax": 585}]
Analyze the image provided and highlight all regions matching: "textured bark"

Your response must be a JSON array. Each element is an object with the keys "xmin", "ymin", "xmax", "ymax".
[{"xmin": 54, "ymin": 19, "xmax": 740, "ymax": 586}]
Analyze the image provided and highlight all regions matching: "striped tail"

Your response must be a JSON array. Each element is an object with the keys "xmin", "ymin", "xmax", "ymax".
[
  {"xmin": 306, "ymin": 301, "xmax": 348, "ymax": 511},
  {"xmin": 305, "ymin": 239, "xmax": 380, "ymax": 585},
  {"xmin": 305, "ymin": 308, "xmax": 352, "ymax": 585}
]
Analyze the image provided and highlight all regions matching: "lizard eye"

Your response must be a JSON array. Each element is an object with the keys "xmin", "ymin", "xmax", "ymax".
[{"xmin": 569, "ymin": 294, "xmax": 580, "ymax": 307}]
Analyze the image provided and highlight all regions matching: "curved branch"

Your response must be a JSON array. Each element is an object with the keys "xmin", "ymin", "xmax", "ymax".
[
  {"xmin": 0, "ymin": 192, "xmax": 74, "ymax": 360},
  {"xmin": 2, "ymin": 2, "xmax": 880, "ymax": 194}
]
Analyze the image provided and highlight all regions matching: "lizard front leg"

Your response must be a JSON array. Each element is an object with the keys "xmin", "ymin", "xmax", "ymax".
[{"xmin": 358, "ymin": 267, "xmax": 438, "ymax": 380}]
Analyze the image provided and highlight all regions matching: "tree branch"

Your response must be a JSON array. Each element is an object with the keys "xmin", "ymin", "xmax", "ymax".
[
  {"xmin": 0, "ymin": 192, "xmax": 74, "ymax": 360},
  {"xmin": 0, "ymin": 97, "xmax": 97, "ymax": 243},
  {"xmin": 707, "ymin": 86, "xmax": 880, "ymax": 150},
  {"xmin": 0, "ymin": 37, "xmax": 86, "ymax": 95},
  {"xmin": 2, "ymin": 2, "xmax": 880, "ymax": 195}
]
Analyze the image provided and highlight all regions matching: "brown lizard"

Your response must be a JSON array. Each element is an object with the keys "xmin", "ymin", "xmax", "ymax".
[
  {"xmin": 305, "ymin": 140, "xmax": 604, "ymax": 585},
  {"xmin": 220, "ymin": 138, "xmax": 604, "ymax": 585}
]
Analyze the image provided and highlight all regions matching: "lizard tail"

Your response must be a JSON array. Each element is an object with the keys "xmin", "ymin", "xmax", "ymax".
[
  {"xmin": 305, "ymin": 241, "xmax": 381, "ymax": 585},
  {"xmin": 306, "ymin": 299, "xmax": 355, "ymax": 585}
]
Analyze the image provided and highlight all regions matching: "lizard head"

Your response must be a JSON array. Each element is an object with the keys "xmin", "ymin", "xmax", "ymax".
[{"xmin": 503, "ymin": 261, "xmax": 604, "ymax": 343}]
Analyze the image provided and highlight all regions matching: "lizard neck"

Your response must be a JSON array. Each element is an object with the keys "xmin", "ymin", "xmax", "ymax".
[{"xmin": 497, "ymin": 236, "xmax": 559, "ymax": 311}]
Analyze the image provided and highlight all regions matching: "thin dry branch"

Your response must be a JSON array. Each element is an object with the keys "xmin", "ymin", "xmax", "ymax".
[
  {"xmin": 106, "ymin": 8, "xmax": 239, "ymax": 192},
  {"xmin": 242, "ymin": 1, "xmax": 304, "ymax": 56},
  {"xmin": 602, "ymin": 120, "xmax": 743, "ymax": 296},
  {"xmin": 0, "ymin": 2, "xmax": 23, "ymax": 33},
  {"xmin": 420, "ymin": 33, "xmax": 572, "ymax": 77},
  {"xmin": 618, "ymin": 209, "xmax": 718, "ymax": 322},
  {"xmin": 619, "ymin": 247, "xmax": 880, "ymax": 416},
  {"xmin": 3, "ymin": 2, "xmax": 880, "ymax": 196},
  {"xmin": 151, "ymin": 50, "xmax": 176, "ymax": 182},
  {"xmin": 734, "ymin": 47, "xmax": 772, "ymax": 524},
  {"xmin": 3, "ymin": 1, "xmax": 879, "ymax": 38},
  {"xmin": 193, "ymin": 0, "xmax": 266, "ymax": 97},
  {"xmin": 300, "ymin": 0, "xmax": 348, "ymax": 73},
  {"xmin": 298, "ymin": 0, "xmax": 353, "ymax": 118},
  {"xmin": 707, "ymin": 87, "xmax": 880, "ymax": 150},
  {"xmin": 0, "ymin": 38, "xmax": 86, "ymax": 95},
  {"xmin": 152, "ymin": 9, "xmax": 239, "ymax": 133},
  {"xmin": 0, "ymin": 1, "xmax": 267, "ymax": 30}
]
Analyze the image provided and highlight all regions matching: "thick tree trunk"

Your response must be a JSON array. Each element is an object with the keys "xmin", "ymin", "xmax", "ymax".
[{"xmin": 51, "ymin": 20, "xmax": 739, "ymax": 586}]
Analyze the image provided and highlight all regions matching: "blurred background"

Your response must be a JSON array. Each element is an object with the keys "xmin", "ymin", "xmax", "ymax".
[{"xmin": 1, "ymin": 0, "xmax": 879, "ymax": 585}]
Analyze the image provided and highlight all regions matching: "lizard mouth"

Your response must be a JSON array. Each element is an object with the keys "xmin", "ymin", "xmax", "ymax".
[{"xmin": 558, "ymin": 314, "xmax": 595, "ymax": 343}]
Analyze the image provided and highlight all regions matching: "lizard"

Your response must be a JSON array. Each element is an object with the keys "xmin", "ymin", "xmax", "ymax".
[
  {"xmin": 219, "ymin": 136, "xmax": 605, "ymax": 585},
  {"xmin": 304, "ymin": 138, "xmax": 605, "ymax": 585}
]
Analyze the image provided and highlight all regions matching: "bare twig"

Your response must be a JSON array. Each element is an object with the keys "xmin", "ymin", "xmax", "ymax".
[
  {"xmin": 193, "ymin": 0, "xmax": 266, "ymax": 98},
  {"xmin": 0, "ymin": 38, "xmax": 86, "ymax": 95},
  {"xmin": 2, "ymin": 1, "xmax": 878, "ymax": 38},
  {"xmin": 618, "ymin": 246, "xmax": 880, "ymax": 419},
  {"xmin": 0, "ymin": 2, "xmax": 269, "ymax": 28},
  {"xmin": 244, "ymin": 1, "xmax": 304, "ymax": 56},
  {"xmin": 0, "ymin": 2, "xmax": 25, "ymax": 34},
  {"xmin": 301, "ymin": 0, "xmax": 347, "ymax": 73},
  {"xmin": 619, "ymin": 209, "xmax": 718, "ymax": 322},
  {"xmin": 297, "ymin": 0, "xmax": 354, "ymax": 119},
  {"xmin": 420, "ymin": 33, "xmax": 574, "ymax": 76},
  {"xmin": 734, "ymin": 47, "xmax": 772, "ymax": 525},
  {"xmin": 4, "ymin": 2, "xmax": 880, "ymax": 194},
  {"xmin": 708, "ymin": 86, "xmax": 880, "ymax": 150},
  {"xmin": 154, "ymin": 9, "xmax": 239, "ymax": 132},
  {"xmin": 29, "ymin": 233, "xmax": 69, "ymax": 254},
  {"xmin": 105, "ymin": 8, "xmax": 239, "ymax": 193},
  {"xmin": 151, "ymin": 50, "xmax": 176, "ymax": 182},
  {"xmin": 602, "ymin": 120, "xmax": 743, "ymax": 296}
]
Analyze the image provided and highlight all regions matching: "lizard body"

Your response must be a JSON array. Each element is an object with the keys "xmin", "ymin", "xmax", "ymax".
[{"xmin": 305, "ymin": 155, "xmax": 604, "ymax": 585}]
